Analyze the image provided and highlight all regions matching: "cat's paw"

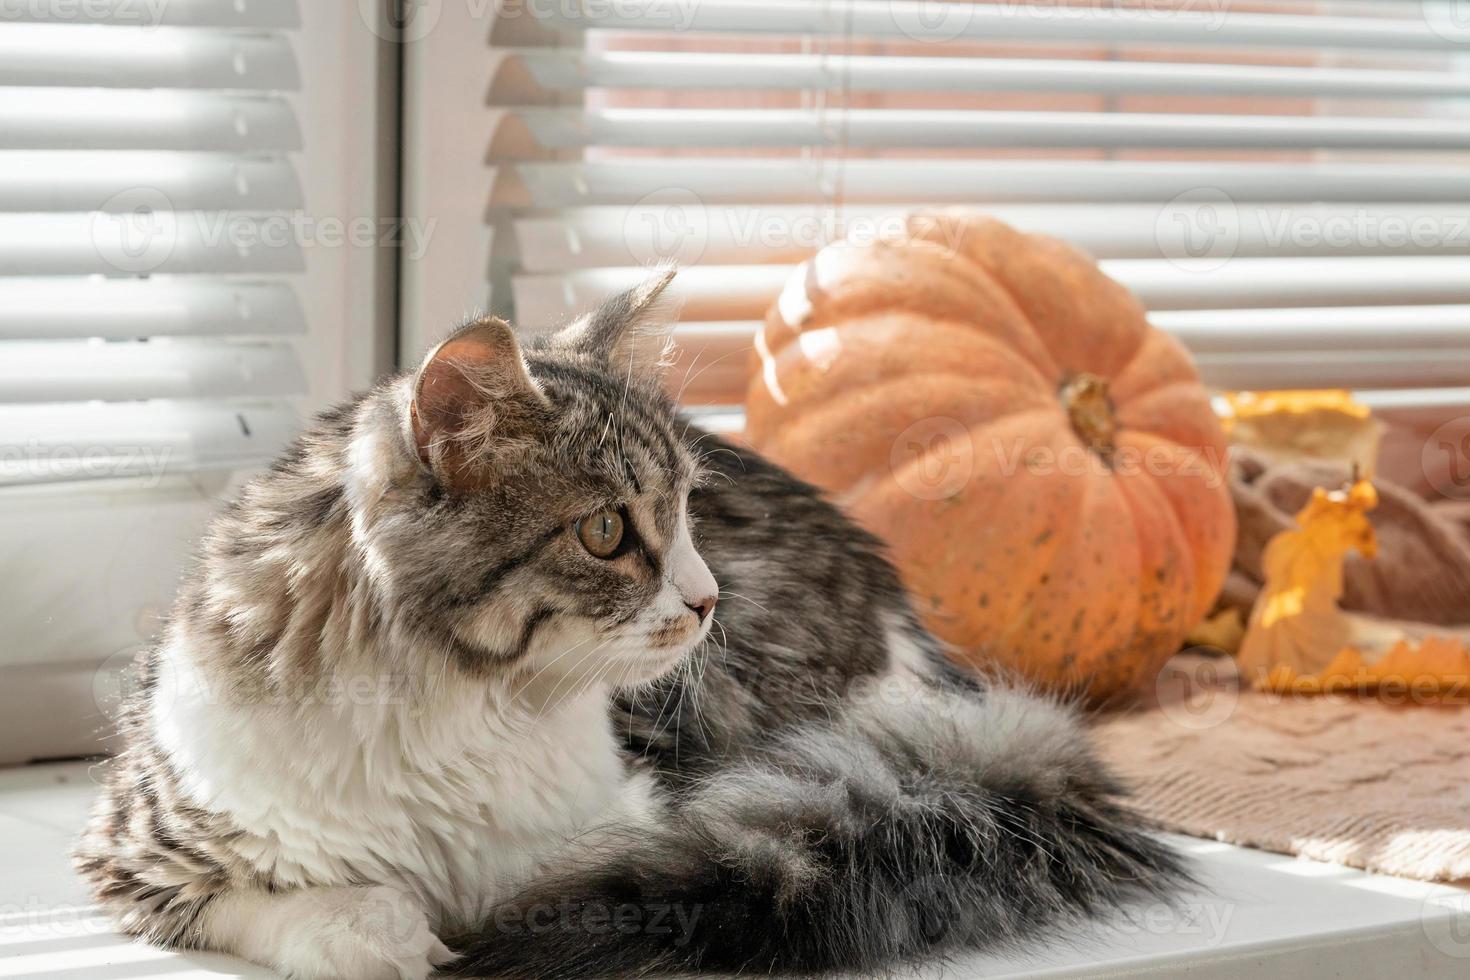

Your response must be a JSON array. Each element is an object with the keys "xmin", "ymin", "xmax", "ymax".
[{"xmin": 274, "ymin": 885, "xmax": 455, "ymax": 980}]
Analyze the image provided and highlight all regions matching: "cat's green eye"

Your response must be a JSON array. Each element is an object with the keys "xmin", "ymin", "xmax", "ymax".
[{"xmin": 576, "ymin": 509, "xmax": 625, "ymax": 558}]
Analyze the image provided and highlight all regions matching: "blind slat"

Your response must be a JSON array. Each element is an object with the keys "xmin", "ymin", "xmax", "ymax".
[
  {"xmin": 10, "ymin": 0, "xmax": 299, "ymax": 28},
  {"xmin": 511, "ymin": 49, "xmax": 1470, "ymax": 100},
  {"xmin": 670, "ymin": 309, "xmax": 1470, "ymax": 366},
  {"xmin": 1194, "ymin": 350, "xmax": 1470, "ymax": 391},
  {"xmin": 2, "ymin": 213, "xmax": 306, "ymax": 276},
  {"xmin": 514, "ymin": 108, "xmax": 1470, "ymax": 153},
  {"xmin": 511, "ymin": 159, "xmax": 1470, "ymax": 207},
  {"xmin": 704, "ymin": 349, "xmax": 1470, "ymax": 401},
  {"xmin": 664, "ymin": 311, "xmax": 1470, "ymax": 404},
  {"xmin": 511, "ymin": 259, "xmax": 1470, "ymax": 329},
  {"xmin": 516, "ymin": 203, "xmax": 1470, "ymax": 270},
  {"xmin": 0, "ymin": 27, "xmax": 300, "ymax": 90},
  {"xmin": 1112, "ymin": 256, "xmax": 1470, "ymax": 310},
  {"xmin": 1358, "ymin": 387, "xmax": 1470, "ymax": 423},
  {"xmin": 0, "ymin": 91, "xmax": 301, "ymax": 151},
  {"xmin": 0, "ymin": 279, "xmax": 305, "ymax": 340},
  {"xmin": 1154, "ymin": 305, "xmax": 1470, "ymax": 353},
  {"xmin": 0, "ymin": 402, "xmax": 299, "ymax": 487},
  {"xmin": 541, "ymin": 0, "xmax": 1470, "ymax": 50},
  {"xmin": 0, "ymin": 341, "xmax": 306, "ymax": 403},
  {"xmin": 0, "ymin": 152, "xmax": 302, "ymax": 212}
]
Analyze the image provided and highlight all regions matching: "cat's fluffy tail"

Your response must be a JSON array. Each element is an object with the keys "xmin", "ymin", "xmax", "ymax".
[{"xmin": 447, "ymin": 684, "xmax": 1189, "ymax": 978}]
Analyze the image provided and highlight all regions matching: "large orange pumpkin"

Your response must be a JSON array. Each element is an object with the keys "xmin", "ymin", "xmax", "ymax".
[{"xmin": 745, "ymin": 210, "xmax": 1236, "ymax": 703}]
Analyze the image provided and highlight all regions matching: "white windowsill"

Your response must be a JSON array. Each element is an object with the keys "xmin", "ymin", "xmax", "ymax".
[{"xmin": 2, "ymin": 761, "xmax": 1467, "ymax": 980}]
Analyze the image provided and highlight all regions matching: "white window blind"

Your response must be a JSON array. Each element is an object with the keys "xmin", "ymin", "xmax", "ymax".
[
  {"xmin": 466, "ymin": 0, "xmax": 1470, "ymax": 439},
  {"xmin": 0, "ymin": 3, "xmax": 394, "ymax": 766},
  {"xmin": 0, "ymin": 1, "xmax": 306, "ymax": 486}
]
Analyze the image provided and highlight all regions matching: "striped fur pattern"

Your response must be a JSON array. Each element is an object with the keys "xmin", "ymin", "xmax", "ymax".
[{"xmin": 76, "ymin": 271, "xmax": 1186, "ymax": 979}]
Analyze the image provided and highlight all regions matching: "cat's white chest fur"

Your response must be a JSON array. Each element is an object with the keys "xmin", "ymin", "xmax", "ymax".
[{"xmin": 151, "ymin": 644, "xmax": 657, "ymax": 930}]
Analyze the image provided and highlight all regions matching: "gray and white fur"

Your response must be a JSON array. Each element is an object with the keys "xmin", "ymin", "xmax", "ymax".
[{"xmin": 76, "ymin": 270, "xmax": 1186, "ymax": 979}]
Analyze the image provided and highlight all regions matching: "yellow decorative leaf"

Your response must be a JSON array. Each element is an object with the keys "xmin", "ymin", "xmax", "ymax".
[
  {"xmin": 1362, "ymin": 636, "xmax": 1470, "ymax": 698},
  {"xmin": 1258, "ymin": 664, "xmax": 1303, "ymax": 694},
  {"xmin": 1237, "ymin": 478, "xmax": 1378, "ymax": 682},
  {"xmin": 1317, "ymin": 646, "xmax": 1371, "ymax": 686},
  {"xmin": 1221, "ymin": 389, "xmax": 1383, "ymax": 476},
  {"xmin": 1186, "ymin": 608, "xmax": 1245, "ymax": 655},
  {"xmin": 1249, "ymin": 630, "xmax": 1470, "ymax": 703}
]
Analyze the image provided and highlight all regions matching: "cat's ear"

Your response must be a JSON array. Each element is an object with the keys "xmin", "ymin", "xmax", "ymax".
[
  {"xmin": 559, "ymin": 267, "xmax": 680, "ymax": 376},
  {"xmin": 409, "ymin": 316, "xmax": 546, "ymax": 480}
]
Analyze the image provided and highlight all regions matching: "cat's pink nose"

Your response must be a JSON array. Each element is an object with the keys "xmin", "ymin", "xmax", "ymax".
[{"xmin": 685, "ymin": 596, "xmax": 716, "ymax": 624}]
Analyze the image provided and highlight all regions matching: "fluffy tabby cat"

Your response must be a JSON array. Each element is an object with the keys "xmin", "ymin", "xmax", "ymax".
[{"xmin": 76, "ymin": 271, "xmax": 1185, "ymax": 979}]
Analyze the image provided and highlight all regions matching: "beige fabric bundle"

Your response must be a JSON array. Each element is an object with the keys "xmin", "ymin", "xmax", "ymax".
[
  {"xmin": 1097, "ymin": 657, "xmax": 1470, "ymax": 882},
  {"xmin": 1227, "ymin": 449, "xmax": 1470, "ymax": 626}
]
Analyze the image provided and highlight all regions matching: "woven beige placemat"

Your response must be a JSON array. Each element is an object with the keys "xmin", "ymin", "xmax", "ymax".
[{"xmin": 1094, "ymin": 655, "xmax": 1470, "ymax": 882}]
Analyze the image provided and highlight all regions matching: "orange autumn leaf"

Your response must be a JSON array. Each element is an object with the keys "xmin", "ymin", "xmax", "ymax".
[
  {"xmin": 1257, "ymin": 638, "xmax": 1470, "ymax": 701},
  {"xmin": 1424, "ymin": 636, "xmax": 1470, "ymax": 676},
  {"xmin": 1365, "ymin": 637, "xmax": 1470, "ymax": 696},
  {"xmin": 1186, "ymin": 607, "xmax": 1245, "ymax": 655},
  {"xmin": 1237, "ymin": 478, "xmax": 1378, "ymax": 682},
  {"xmin": 1221, "ymin": 389, "xmax": 1383, "ymax": 476}
]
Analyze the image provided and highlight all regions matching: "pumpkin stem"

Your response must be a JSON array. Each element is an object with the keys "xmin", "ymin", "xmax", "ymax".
[{"xmin": 1060, "ymin": 372, "xmax": 1117, "ymax": 461}]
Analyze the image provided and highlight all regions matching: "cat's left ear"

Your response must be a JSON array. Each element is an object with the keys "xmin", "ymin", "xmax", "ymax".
[
  {"xmin": 409, "ymin": 315, "xmax": 547, "ymax": 481},
  {"xmin": 558, "ymin": 267, "xmax": 680, "ymax": 376}
]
